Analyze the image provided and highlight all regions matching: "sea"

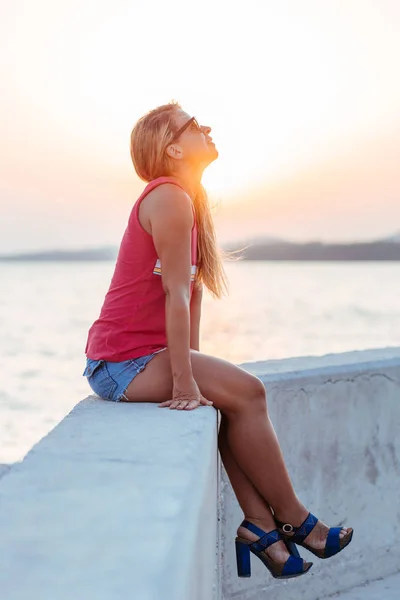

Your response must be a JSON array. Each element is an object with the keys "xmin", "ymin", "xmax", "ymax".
[{"xmin": 1, "ymin": 260, "xmax": 399, "ymax": 465}]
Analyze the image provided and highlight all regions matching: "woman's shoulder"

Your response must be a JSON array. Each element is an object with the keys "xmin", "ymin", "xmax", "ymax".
[{"xmin": 145, "ymin": 177, "xmax": 190, "ymax": 198}]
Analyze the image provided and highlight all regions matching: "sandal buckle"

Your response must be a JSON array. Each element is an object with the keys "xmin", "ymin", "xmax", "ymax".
[{"xmin": 282, "ymin": 523, "xmax": 294, "ymax": 533}]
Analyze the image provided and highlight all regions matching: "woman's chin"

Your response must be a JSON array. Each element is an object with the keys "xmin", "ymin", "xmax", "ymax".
[{"xmin": 208, "ymin": 144, "xmax": 218, "ymax": 158}]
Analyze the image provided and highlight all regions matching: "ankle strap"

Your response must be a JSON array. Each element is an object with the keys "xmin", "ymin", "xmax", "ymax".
[
  {"xmin": 275, "ymin": 511, "xmax": 318, "ymax": 542},
  {"xmin": 240, "ymin": 519, "xmax": 281, "ymax": 551},
  {"xmin": 240, "ymin": 519, "xmax": 269, "ymax": 538}
]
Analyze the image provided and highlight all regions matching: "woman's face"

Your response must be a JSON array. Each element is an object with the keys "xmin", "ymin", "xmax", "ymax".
[{"xmin": 167, "ymin": 109, "xmax": 218, "ymax": 168}]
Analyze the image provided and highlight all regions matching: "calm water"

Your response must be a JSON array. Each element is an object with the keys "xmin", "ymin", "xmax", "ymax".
[{"xmin": 1, "ymin": 260, "xmax": 399, "ymax": 464}]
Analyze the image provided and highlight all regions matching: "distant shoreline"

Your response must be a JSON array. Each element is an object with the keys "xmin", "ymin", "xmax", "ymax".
[
  {"xmin": 0, "ymin": 238, "xmax": 400, "ymax": 262},
  {"xmin": 224, "ymin": 240, "xmax": 400, "ymax": 261}
]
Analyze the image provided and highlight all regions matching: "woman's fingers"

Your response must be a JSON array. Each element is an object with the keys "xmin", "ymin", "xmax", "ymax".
[
  {"xmin": 158, "ymin": 396, "xmax": 213, "ymax": 410},
  {"xmin": 158, "ymin": 399, "xmax": 192, "ymax": 408},
  {"xmin": 176, "ymin": 400, "xmax": 191, "ymax": 409},
  {"xmin": 158, "ymin": 400, "xmax": 173, "ymax": 407},
  {"xmin": 183, "ymin": 399, "xmax": 199, "ymax": 410},
  {"xmin": 169, "ymin": 400, "xmax": 182, "ymax": 409},
  {"xmin": 201, "ymin": 396, "xmax": 213, "ymax": 406}
]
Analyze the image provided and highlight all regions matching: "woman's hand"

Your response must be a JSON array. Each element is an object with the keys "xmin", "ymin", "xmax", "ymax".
[{"xmin": 158, "ymin": 377, "xmax": 213, "ymax": 410}]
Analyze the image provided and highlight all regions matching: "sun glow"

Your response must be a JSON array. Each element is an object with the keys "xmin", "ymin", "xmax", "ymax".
[{"xmin": 1, "ymin": 0, "xmax": 400, "ymax": 251}]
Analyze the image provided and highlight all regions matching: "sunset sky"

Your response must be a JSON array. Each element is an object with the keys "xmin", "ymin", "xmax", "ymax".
[{"xmin": 1, "ymin": 0, "xmax": 400, "ymax": 254}]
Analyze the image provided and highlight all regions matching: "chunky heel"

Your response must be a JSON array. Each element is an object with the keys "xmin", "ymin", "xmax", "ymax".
[
  {"xmin": 235, "ymin": 520, "xmax": 312, "ymax": 579},
  {"xmin": 235, "ymin": 539, "xmax": 251, "ymax": 577}
]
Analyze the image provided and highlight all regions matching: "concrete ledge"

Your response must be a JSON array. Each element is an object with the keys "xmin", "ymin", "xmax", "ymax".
[
  {"xmin": 221, "ymin": 347, "xmax": 400, "ymax": 600},
  {"xmin": 0, "ymin": 398, "xmax": 218, "ymax": 600},
  {"xmin": 2, "ymin": 346, "xmax": 399, "ymax": 600}
]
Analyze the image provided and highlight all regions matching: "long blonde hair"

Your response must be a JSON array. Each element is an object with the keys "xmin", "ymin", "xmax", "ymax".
[{"xmin": 130, "ymin": 100, "xmax": 244, "ymax": 300}]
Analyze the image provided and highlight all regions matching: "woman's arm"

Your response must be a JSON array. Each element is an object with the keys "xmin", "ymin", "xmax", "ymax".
[
  {"xmin": 148, "ymin": 184, "xmax": 194, "ymax": 384},
  {"xmin": 190, "ymin": 283, "xmax": 203, "ymax": 351}
]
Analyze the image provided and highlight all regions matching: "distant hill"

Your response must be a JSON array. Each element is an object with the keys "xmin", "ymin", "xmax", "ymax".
[
  {"xmin": 0, "ymin": 246, "xmax": 118, "ymax": 261},
  {"xmin": 0, "ymin": 232, "xmax": 399, "ymax": 262},
  {"xmin": 223, "ymin": 239, "xmax": 400, "ymax": 261},
  {"xmin": 222, "ymin": 230, "xmax": 400, "ymax": 260}
]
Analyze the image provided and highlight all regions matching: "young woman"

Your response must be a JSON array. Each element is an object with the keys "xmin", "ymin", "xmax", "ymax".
[{"xmin": 82, "ymin": 100, "xmax": 353, "ymax": 580}]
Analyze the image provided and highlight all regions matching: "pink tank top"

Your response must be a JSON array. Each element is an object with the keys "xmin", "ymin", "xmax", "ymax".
[{"xmin": 84, "ymin": 176, "xmax": 198, "ymax": 361}]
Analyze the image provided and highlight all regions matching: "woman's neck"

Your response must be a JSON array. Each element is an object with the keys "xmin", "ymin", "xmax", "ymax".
[{"xmin": 169, "ymin": 166, "xmax": 203, "ymax": 200}]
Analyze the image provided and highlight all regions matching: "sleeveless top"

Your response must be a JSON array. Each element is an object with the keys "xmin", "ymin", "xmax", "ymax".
[{"xmin": 84, "ymin": 176, "xmax": 198, "ymax": 361}]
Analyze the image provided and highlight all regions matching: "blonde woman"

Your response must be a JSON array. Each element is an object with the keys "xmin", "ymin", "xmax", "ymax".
[{"xmin": 82, "ymin": 101, "xmax": 353, "ymax": 580}]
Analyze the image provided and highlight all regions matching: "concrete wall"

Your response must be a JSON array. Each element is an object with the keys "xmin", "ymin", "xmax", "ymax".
[
  {"xmin": 0, "ymin": 398, "xmax": 219, "ymax": 600},
  {"xmin": 221, "ymin": 346, "xmax": 400, "ymax": 600},
  {"xmin": 1, "ymin": 346, "xmax": 399, "ymax": 600}
]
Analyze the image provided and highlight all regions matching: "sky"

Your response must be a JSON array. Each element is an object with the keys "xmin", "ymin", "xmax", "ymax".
[{"xmin": 1, "ymin": 0, "xmax": 400, "ymax": 254}]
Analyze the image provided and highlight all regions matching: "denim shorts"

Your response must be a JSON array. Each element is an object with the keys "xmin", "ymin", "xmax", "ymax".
[{"xmin": 82, "ymin": 347, "xmax": 167, "ymax": 402}]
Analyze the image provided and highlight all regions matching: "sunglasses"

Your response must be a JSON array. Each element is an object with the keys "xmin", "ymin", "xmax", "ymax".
[{"xmin": 170, "ymin": 116, "xmax": 202, "ymax": 143}]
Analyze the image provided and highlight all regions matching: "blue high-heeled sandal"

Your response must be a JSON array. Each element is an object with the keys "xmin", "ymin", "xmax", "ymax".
[
  {"xmin": 235, "ymin": 519, "xmax": 313, "ymax": 579},
  {"xmin": 274, "ymin": 511, "xmax": 354, "ymax": 559}
]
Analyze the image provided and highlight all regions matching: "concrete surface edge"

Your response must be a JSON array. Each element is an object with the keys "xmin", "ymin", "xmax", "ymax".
[
  {"xmin": 220, "ymin": 347, "xmax": 400, "ymax": 600},
  {"xmin": 0, "ymin": 398, "xmax": 218, "ymax": 600}
]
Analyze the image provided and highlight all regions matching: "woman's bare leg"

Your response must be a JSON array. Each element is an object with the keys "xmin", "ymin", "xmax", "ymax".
[
  {"xmin": 218, "ymin": 406, "xmax": 350, "ymax": 551},
  {"xmin": 218, "ymin": 412, "xmax": 304, "ymax": 564},
  {"xmin": 122, "ymin": 348, "xmax": 350, "ymax": 553},
  {"xmin": 218, "ymin": 412, "xmax": 274, "ymax": 520}
]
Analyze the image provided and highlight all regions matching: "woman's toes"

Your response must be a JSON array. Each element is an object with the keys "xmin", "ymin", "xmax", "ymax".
[{"xmin": 339, "ymin": 527, "xmax": 349, "ymax": 538}]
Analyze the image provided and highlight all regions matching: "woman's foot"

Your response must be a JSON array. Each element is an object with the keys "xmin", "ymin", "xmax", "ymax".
[
  {"xmin": 237, "ymin": 517, "xmax": 312, "ymax": 572},
  {"xmin": 272, "ymin": 506, "xmax": 352, "ymax": 554}
]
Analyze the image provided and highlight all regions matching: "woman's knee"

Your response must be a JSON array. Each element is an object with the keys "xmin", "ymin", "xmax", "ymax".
[
  {"xmin": 189, "ymin": 350, "xmax": 267, "ymax": 416},
  {"xmin": 228, "ymin": 377, "xmax": 267, "ymax": 417},
  {"xmin": 248, "ymin": 377, "xmax": 268, "ymax": 410}
]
